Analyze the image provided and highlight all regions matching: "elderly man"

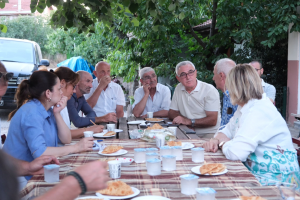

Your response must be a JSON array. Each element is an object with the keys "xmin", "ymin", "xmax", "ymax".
[
  {"xmin": 213, "ymin": 58, "xmax": 238, "ymax": 127},
  {"xmin": 132, "ymin": 67, "xmax": 171, "ymax": 118},
  {"xmin": 169, "ymin": 61, "xmax": 221, "ymax": 138},
  {"xmin": 250, "ymin": 61, "xmax": 276, "ymax": 103},
  {"xmin": 85, "ymin": 61, "xmax": 125, "ymax": 119},
  {"xmin": 67, "ymin": 71, "xmax": 116, "ymax": 128}
]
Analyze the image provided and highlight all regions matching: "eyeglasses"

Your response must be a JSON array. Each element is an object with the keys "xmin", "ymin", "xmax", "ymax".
[
  {"xmin": 0, "ymin": 72, "xmax": 13, "ymax": 81},
  {"xmin": 179, "ymin": 69, "xmax": 196, "ymax": 78},
  {"xmin": 143, "ymin": 73, "xmax": 157, "ymax": 81}
]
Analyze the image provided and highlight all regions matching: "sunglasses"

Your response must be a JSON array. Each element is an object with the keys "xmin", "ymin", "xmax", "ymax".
[{"xmin": 0, "ymin": 72, "xmax": 13, "ymax": 81}]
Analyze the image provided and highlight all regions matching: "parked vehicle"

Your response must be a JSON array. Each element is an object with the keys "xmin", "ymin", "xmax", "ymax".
[{"xmin": 0, "ymin": 37, "xmax": 49, "ymax": 107}]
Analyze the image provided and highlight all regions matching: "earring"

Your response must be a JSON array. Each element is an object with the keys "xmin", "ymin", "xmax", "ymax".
[{"xmin": 48, "ymin": 98, "xmax": 51, "ymax": 102}]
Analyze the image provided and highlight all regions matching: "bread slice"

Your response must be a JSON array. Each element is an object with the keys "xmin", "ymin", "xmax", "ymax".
[
  {"xmin": 200, "ymin": 163, "xmax": 226, "ymax": 175},
  {"xmin": 97, "ymin": 181, "xmax": 134, "ymax": 196},
  {"xmin": 101, "ymin": 146, "xmax": 123, "ymax": 154},
  {"xmin": 167, "ymin": 141, "xmax": 182, "ymax": 146},
  {"xmin": 104, "ymin": 131, "xmax": 116, "ymax": 136}
]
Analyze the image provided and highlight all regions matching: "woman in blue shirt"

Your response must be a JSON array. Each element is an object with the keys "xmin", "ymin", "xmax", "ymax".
[{"xmin": 3, "ymin": 71, "xmax": 93, "ymax": 176}]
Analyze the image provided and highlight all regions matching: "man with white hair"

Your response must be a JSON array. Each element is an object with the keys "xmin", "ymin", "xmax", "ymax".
[
  {"xmin": 85, "ymin": 61, "xmax": 125, "ymax": 120},
  {"xmin": 132, "ymin": 67, "xmax": 171, "ymax": 118},
  {"xmin": 213, "ymin": 58, "xmax": 238, "ymax": 127},
  {"xmin": 250, "ymin": 61, "xmax": 276, "ymax": 103},
  {"xmin": 169, "ymin": 61, "xmax": 221, "ymax": 138}
]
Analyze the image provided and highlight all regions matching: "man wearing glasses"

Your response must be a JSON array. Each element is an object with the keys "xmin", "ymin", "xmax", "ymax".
[
  {"xmin": 132, "ymin": 67, "xmax": 171, "ymax": 118},
  {"xmin": 213, "ymin": 58, "xmax": 238, "ymax": 128},
  {"xmin": 85, "ymin": 61, "xmax": 125, "ymax": 120},
  {"xmin": 169, "ymin": 61, "xmax": 221, "ymax": 138},
  {"xmin": 250, "ymin": 61, "xmax": 276, "ymax": 103}
]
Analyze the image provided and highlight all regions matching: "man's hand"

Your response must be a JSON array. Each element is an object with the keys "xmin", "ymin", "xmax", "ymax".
[
  {"xmin": 203, "ymin": 138, "xmax": 219, "ymax": 153},
  {"xmin": 172, "ymin": 116, "xmax": 191, "ymax": 125},
  {"xmin": 28, "ymin": 155, "xmax": 60, "ymax": 175},
  {"xmin": 143, "ymin": 84, "xmax": 151, "ymax": 95},
  {"xmin": 104, "ymin": 112, "xmax": 117, "ymax": 123},
  {"xmin": 99, "ymin": 75, "xmax": 111, "ymax": 90},
  {"xmin": 76, "ymin": 137, "xmax": 94, "ymax": 152},
  {"xmin": 74, "ymin": 160, "xmax": 109, "ymax": 191},
  {"xmin": 88, "ymin": 125, "xmax": 104, "ymax": 133}
]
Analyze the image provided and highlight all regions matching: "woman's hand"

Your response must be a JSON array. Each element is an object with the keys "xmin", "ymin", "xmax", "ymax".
[
  {"xmin": 88, "ymin": 125, "xmax": 104, "ymax": 133},
  {"xmin": 53, "ymin": 95, "xmax": 68, "ymax": 113},
  {"xmin": 75, "ymin": 137, "xmax": 94, "ymax": 153}
]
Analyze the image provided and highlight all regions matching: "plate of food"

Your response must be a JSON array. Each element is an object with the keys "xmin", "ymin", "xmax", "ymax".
[
  {"xmin": 191, "ymin": 163, "xmax": 227, "ymax": 175},
  {"xmin": 98, "ymin": 146, "xmax": 128, "ymax": 156},
  {"xmin": 96, "ymin": 181, "xmax": 140, "ymax": 199},
  {"xmin": 127, "ymin": 120, "xmax": 146, "ymax": 125},
  {"xmin": 145, "ymin": 118, "xmax": 164, "ymax": 122},
  {"xmin": 167, "ymin": 141, "xmax": 195, "ymax": 150},
  {"xmin": 146, "ymin": 123, "xmax": 165, "ymax": 130},
  {"xmin": 75, "ymin": 196, "xmax": 109, "ymax": 200},
  {"xmin": 132, "ymin": 196, "xmax": 171, "ymax": 200},
  {"xmin": 94, "ymin": 130, "xmax": 116, "ymax": 138}
]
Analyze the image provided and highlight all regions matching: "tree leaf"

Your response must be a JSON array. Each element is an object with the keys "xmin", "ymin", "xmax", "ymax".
[
  {"xmin": 168, "ymin": 3, "xmax": 176, "ymax": 11},
  {"xmin": 150, "ymin": 10, "xmax": 157, "ymax": 17},
  {"xmin": 152, "ymin": 25, "xmax": 159, "ymax": 32},
  {"xmin": 148, "ymin": 1, "xmax": 156, "ymax": 10},
  {"xmin": 122, "ymin": 0, "xmax": 131, "ymax": 7},
  {"xmin": 0, "ymin": 2, "xmax": 5, "ymax": 9},
  {"xmin": 129, "ymin": 3, "xmax": 139, "ymax": 13},
  {"xmin": 131, "ymin": 18, "xmax": 139, "ymax": 26},
  {"xmin": 179, "ymin": 12, "xmax": 185, "ymax": 20},
  {"xmin": 158, "ymin": 0, "xmax": 167, "ymax": 6},
  {"xmin": 0, "ymin": 24, "xmax": 7, "ymax": 33}
]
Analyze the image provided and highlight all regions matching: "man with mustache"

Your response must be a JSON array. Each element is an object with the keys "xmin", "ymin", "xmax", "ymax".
[
  {"xmin": 168, "ymin": 61, "xmax": 221, "ymax": 138},
  {"xmin": 132, "ymin": 67, "xmax": 171, "ymax": 118}
]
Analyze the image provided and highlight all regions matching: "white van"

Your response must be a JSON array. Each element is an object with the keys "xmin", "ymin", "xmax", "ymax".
[{"xmin": 0, "ymin": 37, "xmax": 49, "ymax": 107}]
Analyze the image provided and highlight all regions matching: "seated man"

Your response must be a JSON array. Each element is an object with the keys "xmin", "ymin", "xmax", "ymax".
[
  {"xmin": 250, "ymin": 61, "xmax": 276, "ymax": 103},
  {"xmin": 85, "ymin": 61, "xmax": 125, "ymax": 120},
  {"xmin": 169, "ymin": 61, "xmax": 221, "ymax": 138},
  {"xmin": 67, "ymin": 71, "xmax": 117, "ymax": 128},
  {"xmin": 213, "ymin": 58, "xmax": 238, "ymax": 128},
  {"xmin": 132, "ymin": 67, "xmax": 171, "ymax": 118}
]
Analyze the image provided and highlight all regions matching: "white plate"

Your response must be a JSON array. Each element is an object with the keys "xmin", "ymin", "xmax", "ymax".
[
  {"xmin": 182, "ymin": 142, "xmax": 195, "ymax": 150},
  {"xmin": 145, "ymin": 119, "xmax": 164, "ymax": 123},
  {"xmin": 132, "ymin": 196, "xmax": 171, "ymax": 200},
  {"xmin": 96, "ymin": 187, "xmax": 140, "ymax": 199},
  {"xmin": 98, "ymin": 149, "xmax": 128, "ymax": 157},
  {"xmin": 116, "ymin": 157, "xmax": 134, "ymax": 166},
  {"xmin": 93, "ymin": 130, "xmax": 115, "ymax": 138},
  {"xmin": 75, "ymin": 196, "xmax": 109, "ymax": 200},
  {"xmin": 102, "ymin": 129, "xmax": 123, "ymax": 133},
  {"xmin": 191, "ymin": 165, "xmax": 228, "ymax": 175},
  {"xmin": 127, "ymin": 120, "xmax": 146, "ymax": 125}
]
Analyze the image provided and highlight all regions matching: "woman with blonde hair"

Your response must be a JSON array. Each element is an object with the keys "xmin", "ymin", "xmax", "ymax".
[
  {"xmin": 204, "ymin": 64, "xmax": 299, "ymax": 186},
  {"xmin": 53, "ymin": 67, "xmax": 103, "ymax": 138}
]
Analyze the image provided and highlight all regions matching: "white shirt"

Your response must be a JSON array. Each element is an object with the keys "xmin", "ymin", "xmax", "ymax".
[
  {"xmin": 261, "ymin": 79, "xmax": 276, "ymax": 101},
  {"xmin": 219, "ymin": 94, "xmax": 298, "ymax": 183},
  {"xmin": 170, "ymin": 80, "xmax": 221, "ymax": 134},
  {"xmin": 84, "ymin": 79, "xmax": 125, "ymax": 117},
  {"xmin": 132, "ymin": 83, "xmax": 171, "ymax": 116},
  {"xmin": 60, "ymin": 107, "xmax": 70, "ymax": 129}
]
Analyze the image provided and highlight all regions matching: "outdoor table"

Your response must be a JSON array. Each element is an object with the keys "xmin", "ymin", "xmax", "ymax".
[{"xmin": 20, "ymin": 138, "xmax": 296, "ymax": 200}]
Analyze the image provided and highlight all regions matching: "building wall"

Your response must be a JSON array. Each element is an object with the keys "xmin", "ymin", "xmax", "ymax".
[{"xmin": 0, "ymin": 0, "xmax": 31, "ymax": 15}]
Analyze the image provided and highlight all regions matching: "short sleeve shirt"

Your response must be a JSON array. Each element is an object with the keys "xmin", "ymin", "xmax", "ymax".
[
  {"xmin": 84, "ymin": 79, "xmax": 126, "ymax": 117},
  {"xmin": 3, "ymin": 99, "xmax": 58, "ymax": 173},
  {"xmin": 261, "ymin": 79, "xmax": 276, "ymax": 101},
  {"xmin": 132, "ymin": 83, "xmax": 171, "ymax": 116},
  {"xmin": 170, "ymin": 80, "xmax": 221, "ymax": 134}
]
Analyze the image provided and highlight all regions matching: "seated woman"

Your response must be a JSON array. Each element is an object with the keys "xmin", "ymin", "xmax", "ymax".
[
  {"xmin": 204, "ymin": 64, "xmax": 299, "ymax": 186},
  {"xmin": 54, "ymin": 67, "xmax": 104, "ymax": 138},
  {"xmin": 3, "ymin": 71, "xmax": 94, "ymax": 181}
]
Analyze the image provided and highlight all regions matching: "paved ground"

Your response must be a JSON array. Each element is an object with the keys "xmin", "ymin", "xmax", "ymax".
[{"xmin": 1, "ymin": 107, "xmax": 299, "ymax": 139}]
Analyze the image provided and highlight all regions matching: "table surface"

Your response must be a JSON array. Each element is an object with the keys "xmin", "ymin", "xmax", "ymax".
[{"xmin": 20, "ymin": 117, "xmax": 300, "ymax": 200}]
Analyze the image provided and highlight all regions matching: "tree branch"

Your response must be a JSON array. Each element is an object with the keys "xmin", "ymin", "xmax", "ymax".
[
  {"xmin": 186, "ymin": 18, "xmax": 206, "ymax": 49},
  {"xmin": 210, "ymin": 0, "xmax": 218, "ymax": 37}
]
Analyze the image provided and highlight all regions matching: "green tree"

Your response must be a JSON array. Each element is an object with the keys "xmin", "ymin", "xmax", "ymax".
[{"xmin": 0, "ymin": 15, "xmax": 53, "ymax": 53}]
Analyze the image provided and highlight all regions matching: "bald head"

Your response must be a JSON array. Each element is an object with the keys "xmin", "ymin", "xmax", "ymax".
[
  {"xmin": 94, "ymin": 61, "xmax": 111, "ymax": 80},
  {"xmin": 215, "ymin": 58, "xmax": 236, "ymax": 76}
]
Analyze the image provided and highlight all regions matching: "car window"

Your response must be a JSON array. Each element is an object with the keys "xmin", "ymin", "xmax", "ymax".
[{"xmin": 0, "ymin": 40, "xmax": 34, "ymax": 63}]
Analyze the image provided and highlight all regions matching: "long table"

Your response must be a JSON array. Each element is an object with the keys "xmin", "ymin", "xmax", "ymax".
[{"xmin": 20, "ymin": 136, "xmax": 298, "ymax": 200}]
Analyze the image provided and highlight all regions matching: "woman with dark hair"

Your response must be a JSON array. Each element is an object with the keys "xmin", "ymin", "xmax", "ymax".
[
  {"xmin": 54, "ymin": 67, "xmax": 104, "ymax": 138},
  {"xmin": 3, "ymin": 71, "xmax": 94, "ymax": 186}
]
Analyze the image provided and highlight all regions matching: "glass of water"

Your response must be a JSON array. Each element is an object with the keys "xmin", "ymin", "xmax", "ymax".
[
  {"xmin": 192, "ymin": 147, "xmax": 204, "ymax": 163},
  {"xmin": 162, "ymin": 155, "xmax": 176, "ymax": 171},
  {"xmin": 277, "ymin": 182, "xmax": 296, "ymax": 200},
  {"xmin": 146, "ymin": 158, "xmax": 161, "ymax": 176},
  {"xmin": 134, "ymin": 148, "xmax": 147, "ymax": 163},
  {"xmin": 180, "ymin": 174, "xmax": 199, "ymax": 195}
]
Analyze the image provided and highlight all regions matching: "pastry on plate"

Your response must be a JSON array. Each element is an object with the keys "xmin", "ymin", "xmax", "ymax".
[
  {"xmin": 167, "ymin": 141, "xmax": 182, "ymax": 146},
  {"xmin": 200, "ymin": 163, "xmax": 226, "ymax": 175},
  {"xmin": 103, "ymin": 131, "xmax": 116, "ymax": 136},
  {"xmin": 239, "ymin": 196, "xmax": 267, "ymax": 200},
  {"xmin": 146, "ymin": 123, "xmax": 164, "ymax": 130},
  {"xmin": 101, "ymin": 146, "xmax": 123, "ymax": 154},
  {"xmin": 145, "ymin": 118, "xmax": 162, "ymax": 121},
  {"xmin": 97, "ymin": 181, "xmax": 134, "ymax": 196}
]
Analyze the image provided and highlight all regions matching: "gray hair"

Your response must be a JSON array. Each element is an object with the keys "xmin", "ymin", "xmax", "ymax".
[
  {"xmin": 215, "ymin": 58, "xmax": 236, "ymax": 76},
  {"xmin": 77, "ymin": 70, "xmax": 91, "ymax": 79},
  {"xmin": 175, "ymin": 61, "xmax": 196, "ymax": 75},
  {"xmin": 139, "ymin": 67, "xmax": 155, "ymax": 79}
]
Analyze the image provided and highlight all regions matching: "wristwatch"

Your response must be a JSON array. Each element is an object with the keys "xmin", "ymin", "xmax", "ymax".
[
  {"xmin": 219, "ymin": 141, "xmax": 226, "ymax": 149},
  {"xmin": 191, "ymin": 119, "xmax": 195, "ymax": 127}
]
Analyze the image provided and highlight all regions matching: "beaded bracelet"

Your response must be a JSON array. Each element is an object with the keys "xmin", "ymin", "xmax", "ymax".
[{"xmin": 66, "ymin": 171, "xmax": 87, "ymax": 195}]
